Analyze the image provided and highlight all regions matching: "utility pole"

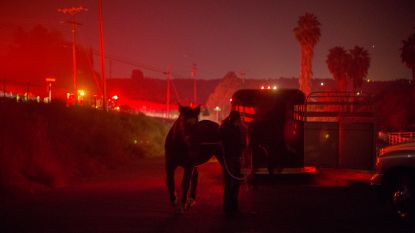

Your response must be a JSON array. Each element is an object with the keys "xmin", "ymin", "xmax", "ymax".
[
  {"xmin": 98, "ymin": 0, "xmax": 107, "ymax": 111},
  {"xmin": 240, "ymin": 72, "xmax": 246, "ymax": 85},
  {"xmin": 164, "ymin": 66, "xmax": 171, "ymax": 119},
  {"xmin": 58, "ymin": 6, "xmax": 88, "ymax": 105},
  {"xmin": 191, "ymin": 64, "xmax": 197, "ymax": 105},
  {"xmin": 26, "ymin": 82, "xmax": 30, "ymax": 101},
  {"xmin": 109, "ymin": 59, "xmax": 112, "ymax": 80}
]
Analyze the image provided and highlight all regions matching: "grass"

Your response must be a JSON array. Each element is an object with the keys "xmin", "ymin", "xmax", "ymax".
[{"xmin": 0, "ymin": 98, "xmax": 171, "ymax": 194}]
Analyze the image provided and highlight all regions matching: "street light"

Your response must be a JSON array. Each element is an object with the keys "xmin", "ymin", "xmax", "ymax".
[
  {"xmin": 45, "ymin": 77, "xmax": 56, "ymax": 102},
  {"xmin": 214, "ymin": 106, "xmax": 221, "ymax": 122}
]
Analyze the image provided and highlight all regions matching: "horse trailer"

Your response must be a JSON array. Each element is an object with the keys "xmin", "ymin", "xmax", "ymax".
[
  {"xmin": 231, "ymin": 89, "xmax": 376, "ymax": 175},
  {"xmin": 231, "ymin": 89, "xmax": 315, "ymax": 175}
]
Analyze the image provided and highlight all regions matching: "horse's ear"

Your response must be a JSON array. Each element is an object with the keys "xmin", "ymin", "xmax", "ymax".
[
  {"xmin": 195, "ymin": 105, "xmax": 201, "ymax": 114},
  {"xmin": 178, "ymin": 103, "xmax": 184, "ymax": 113}
]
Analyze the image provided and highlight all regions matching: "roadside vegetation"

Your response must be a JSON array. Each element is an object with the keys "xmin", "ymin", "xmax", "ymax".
[{"xmin": 0, "ymin": 98, "xmax": 170, "ymax": 194}]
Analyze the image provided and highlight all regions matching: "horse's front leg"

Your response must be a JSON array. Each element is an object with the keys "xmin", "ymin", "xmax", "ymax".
[
  {"xmin": 181, "ymin": 166, "xmax": 194, "ymax": 209},
  {"xmin": 165, "ymin": 160, "xmax": 177, "ymax": 205}
]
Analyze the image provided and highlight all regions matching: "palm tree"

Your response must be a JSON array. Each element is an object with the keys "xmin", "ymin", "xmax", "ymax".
[
  {"xmin": 401, "ymin": 33, "xmax": 415, "ymax": 83},
  {"xmin": 326, "ymin": 47, "xmax": 350, "ymax": 92},
  {"xmin": 348, "ymin": 46, "xmax": 370, "ymax": 92},
  {"xmin": 293, "ymin": 13, "xmax": 321, "ymax": 96}
]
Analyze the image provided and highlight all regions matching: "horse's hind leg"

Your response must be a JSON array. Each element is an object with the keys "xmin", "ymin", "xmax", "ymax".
[{"xmin": 165, "ymin": 161, "xmax": 177, "ymax": 205}]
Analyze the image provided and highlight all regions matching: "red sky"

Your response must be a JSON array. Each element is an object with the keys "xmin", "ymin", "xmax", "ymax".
[{"xmin": 0, "ymin": 0, "xmax": 414, "ymax": 81}]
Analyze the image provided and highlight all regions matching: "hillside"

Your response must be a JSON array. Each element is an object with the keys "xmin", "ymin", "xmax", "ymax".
[
  {"xmin": 0, "ymin": 98, "xmax": 171, "ymax": 194},
  {"xmin": 107, "ymin": 76, "xmax": 221, "ymax": 105}
]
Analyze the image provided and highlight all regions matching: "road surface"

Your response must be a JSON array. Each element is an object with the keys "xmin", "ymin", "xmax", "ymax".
[{"xmin": 1, "ymin": 158, "xmax": 412, "ymax": 233}]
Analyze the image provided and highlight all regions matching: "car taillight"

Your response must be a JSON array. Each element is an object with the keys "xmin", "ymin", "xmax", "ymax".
[
  {"xmin": 379, "ymin": 148, "xmax": 385, "ymax": 156},
  {"xmin": 375, "ymin": 156, "xmax": 381, "ymax": 169}
]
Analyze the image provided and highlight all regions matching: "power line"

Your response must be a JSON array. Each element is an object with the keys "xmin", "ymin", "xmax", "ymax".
[{"xmin": 91, "ymin": 49, "xmax": 164, "ymax": 74}]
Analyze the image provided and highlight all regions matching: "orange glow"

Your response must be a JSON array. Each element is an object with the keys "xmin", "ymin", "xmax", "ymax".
[
  {"xmin": 235, "ymin": 105, "xmax": 255, "ymax": 115},
  {"xmin": 242, "ymin": 116, "xmax": 253, "ymax": 123},
  {"xmin": 112, "ymin": 95, "xmax": 119, "ymax": 100},
  {"xmin": 78, "ymin": 90, "xmax": 85, "ymax": 97},
  {"xmin": 45, "ymin": 78, "xmax": 56, "ymax": 82}
]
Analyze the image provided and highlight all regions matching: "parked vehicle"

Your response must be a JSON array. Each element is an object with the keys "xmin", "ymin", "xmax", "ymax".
[{"xmin": 371, "ymin": 140, "xmax": 415, "ymax": 221}]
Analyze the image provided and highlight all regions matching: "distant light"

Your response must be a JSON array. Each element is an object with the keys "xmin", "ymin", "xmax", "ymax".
[
  {"xmin": 267, "ymin": 86, "xmax": 271, "ymax": 90},
  {"xmin": 214, "ymin": 106, "xmax": 221, "ymax": 111},
  {"xmin": 45, "ymin": 78, "xmax": 56, "ymax": 82},
  {"xmin": 260, "ymin": 86, "xmax": 265, "ymax": 90},
  {"xmin": 366, "ymin": 79, "xmax": 371, "ymax": 83},
  {"xmin": 325, "ymin": 133, "xmax": 330, "ymax": 140},
  {"xmin": 229, "ymin": 98, "xmax": 232, "ymax": 102},
  {"xmin": 112, "ymin": 95, "xmax": 118, "ymax": 100},
  {"xmin": 78, "ymin": 90, "xmax": 85, "ymax": 97},
  {"xmin": 356, "ymin": 91, "xmax": 361, "ymax": 96},
  {"xmin": 273, "ymin": 86, "xmax": 278, "ymax": 90},
  {"xmin": 320, "ymin": 82, "xmax": 324, "ymax": 86}
]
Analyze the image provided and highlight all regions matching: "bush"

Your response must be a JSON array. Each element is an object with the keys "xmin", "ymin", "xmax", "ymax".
[{"xmin": 0, "ymin": 98, "xmax": 170, "ymax": 194}]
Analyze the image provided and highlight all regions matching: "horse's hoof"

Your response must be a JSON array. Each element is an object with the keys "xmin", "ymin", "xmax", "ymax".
[
  {"xmin": 175, "ymin": 204, "xmax": 185, "ymax": 214},
  {"xmin": 170, "ymin": 199, "xmax": 178, "ymax": 207},
  {"xmin": 185, "ymin": 198, "xmax": 196, "ymax": 210}
]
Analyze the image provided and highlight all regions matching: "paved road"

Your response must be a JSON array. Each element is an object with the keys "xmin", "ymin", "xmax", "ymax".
[{"xmin": 1, "ymin": 159, "xmax": 413, "ymax": 233}]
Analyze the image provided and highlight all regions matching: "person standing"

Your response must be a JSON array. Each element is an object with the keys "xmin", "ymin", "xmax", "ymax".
[{"xmin": 220, "ymin": 111, "xmax": 248, "ymax": 215}]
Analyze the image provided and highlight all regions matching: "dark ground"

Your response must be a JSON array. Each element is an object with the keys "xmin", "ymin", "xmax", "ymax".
[{"xmin": 1, "ymin": 158, "xmax": 413, "ymax": 233}]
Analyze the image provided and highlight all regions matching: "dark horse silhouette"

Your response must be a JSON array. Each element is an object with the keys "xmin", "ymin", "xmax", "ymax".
[{"xmin": 165, "ymin": 104, "xmax": 224, "ymax": 212}]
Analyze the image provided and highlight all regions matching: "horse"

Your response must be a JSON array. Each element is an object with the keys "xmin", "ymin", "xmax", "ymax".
[
  {"xmin": 164, "ymin": 104, "xmax": 223, "ymax": 212},
  {"xmin": 165, "ymin": 104, "xmax": 247, "ymax": 213}
]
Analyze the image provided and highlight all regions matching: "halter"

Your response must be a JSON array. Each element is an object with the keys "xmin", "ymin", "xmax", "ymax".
[{"xmin": 171, "ymin": 113, "xmax": 198, "ymax": 147}]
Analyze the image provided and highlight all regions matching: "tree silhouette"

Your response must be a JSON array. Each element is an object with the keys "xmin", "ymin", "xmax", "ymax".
[
  {"xmin": 131, "ymin": 69, "xmax": 144, "ymax": 80},
  {"xmin": 348, "ymin": 46, "xmax": 370, "ymax": 92},
  {"xmin": 326, "ymin": 46, "xmax": 370, "ymax": 92},
  {"xmin": 3, "ymin": 25, "xmax": 94, "ymax": 92},
  {"xmin": 205, "ymin": 71, "xmax": 243, "ymax": 121},
  {"xmin": 293, "ymin": 13, "xmax": 321, "ymax": 96},
  {"xmin": 326, "ymin": 47, "xmax": 350, "ymax": 92},
  {"xmin": 401, "ymin": 32, "xmax": 415, "ymax": 83}
]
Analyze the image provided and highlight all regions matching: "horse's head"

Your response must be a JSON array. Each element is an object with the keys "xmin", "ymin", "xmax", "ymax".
[{"xmin": 178, "ymin": 104, "xmax": 200, "ymax": 134}]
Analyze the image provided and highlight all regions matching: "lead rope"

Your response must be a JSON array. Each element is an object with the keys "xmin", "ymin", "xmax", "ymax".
[{"xmin": 200, "ymin": 142, "xmax": 252, "ymax": 181}]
